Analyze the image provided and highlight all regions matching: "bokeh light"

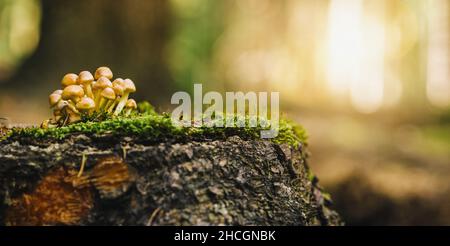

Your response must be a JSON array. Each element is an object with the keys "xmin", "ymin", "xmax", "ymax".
[{"xmin": 0, "ymin": 0, "xmax": 449, "ymax": 225}]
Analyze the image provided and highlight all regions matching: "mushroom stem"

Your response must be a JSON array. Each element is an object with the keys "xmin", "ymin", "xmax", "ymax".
[
  {"xmin": 113, "ymin": 93, "xmax": 129, "ymax": 116},
  {"xmin": 107, "ymin": 97, "xmax": 120, "ymax": 113},
  {"xmin": 62, "ymin": 113, "xmax": 69, "ymax": 126},
  {"xmin": 84, "ymin": 84, "xmax": 94, "ymax": 99},
  {"xmin": 94, "ymin": 90, "xmax": 101, "ymax": 108},
  {"xmin": 98, "ymin": 98, "xmax": 115, "ymax": 112},
  {"xmin": 69, "ymin": 112, "xmax": 81, "ymax": 124},
  {"xmin": 98, "ymin": 97, "xmax": 107, "ymax": 111},
  {"xmin": 124, "ymin": 108, "xmax": 132, "ymax": 117},
  {"xmin": 41, "ymin": 119, "xmax": 56, "ymax": 129},
  {"xmin": 105, "ymin": 100, "xmax": 114, "ymax": 111},
  {"xmin": 67, "ymin": 101, "xmax": 80, "ymax": 114},
  {"xmin": 124, "ymin": 99, "xmax": 137, "ymax": 117},
  {"xmin": 53, "ymin": 109, "xmax": 63, "ymax": 122}
]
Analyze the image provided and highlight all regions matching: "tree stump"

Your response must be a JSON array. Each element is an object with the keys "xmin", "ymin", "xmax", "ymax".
[{"xmin": 0, "ymin": 131, "xmax": 342, "ymax": 225}]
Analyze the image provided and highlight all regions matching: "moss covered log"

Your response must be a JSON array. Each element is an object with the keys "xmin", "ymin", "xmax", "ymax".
[{"xmin": 0, "ymin": 110, "xmax": 342, "ymax": 226}]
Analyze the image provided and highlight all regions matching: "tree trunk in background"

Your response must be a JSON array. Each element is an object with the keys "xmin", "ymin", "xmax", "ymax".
[
  {"xmin": 6, "ymin": 0, "xmax": 173, "ymax": 104},
  {"xmin": 0, "ymin": 133, "xmax": 342, "ymax": 225}
]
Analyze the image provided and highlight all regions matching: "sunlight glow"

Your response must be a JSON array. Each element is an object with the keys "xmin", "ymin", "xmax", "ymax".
[
  {"xmin": 426, "ymin": 0, "xmax": 450, "ymax": 107},
  {"xmin": 326, "ymin": 0, "xmax": 385, "ymax": 113},
  {"xmin": 326, "ymin": 0, "xmax": 363, "ymax": 94}
]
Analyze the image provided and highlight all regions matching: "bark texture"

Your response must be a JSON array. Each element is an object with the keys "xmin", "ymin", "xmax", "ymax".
[{"xmin": 0, "ymin": 133, "xmax": 342, "ymax": 225}]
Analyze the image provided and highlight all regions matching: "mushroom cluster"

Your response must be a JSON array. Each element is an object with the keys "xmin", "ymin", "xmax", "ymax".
[{"xmin": 43, "ymin": 66, "xmax": 137, "ymax": 128}]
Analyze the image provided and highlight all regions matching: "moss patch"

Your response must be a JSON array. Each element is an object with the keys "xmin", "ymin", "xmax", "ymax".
[{"xmin": 4, "ymin": 102, "xmax": 307, "ymax": 147}]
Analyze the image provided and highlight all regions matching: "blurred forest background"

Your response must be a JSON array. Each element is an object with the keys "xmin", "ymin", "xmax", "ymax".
[{"xmin": 0, "ymin": 0, "xmax": 449, "ymax": 225}]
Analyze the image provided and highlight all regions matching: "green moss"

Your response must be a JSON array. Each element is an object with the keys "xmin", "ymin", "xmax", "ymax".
[{"xmin": 5, "ymin": 102, "xmax": 307, "ymax": 147}]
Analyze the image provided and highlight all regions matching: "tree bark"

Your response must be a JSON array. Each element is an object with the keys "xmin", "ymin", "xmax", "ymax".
[{"xmin": 0, "ymin": 133, "xmax": 342, "ymax": 226}]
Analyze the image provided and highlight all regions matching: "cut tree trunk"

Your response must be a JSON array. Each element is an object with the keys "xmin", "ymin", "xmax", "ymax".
[{"xmin": 0, "ymin": 133, "xmax": 342, "ymax": 225}]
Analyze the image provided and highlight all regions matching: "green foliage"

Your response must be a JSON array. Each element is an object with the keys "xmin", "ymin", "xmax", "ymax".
[
  {"xmin": 12, "ymin": 114, "xmax": 181, "ymax": 141},
  {"xmin": 167, "ymin": 0, "xmax": 226, "ymax": 92},
  {"xmin": 272, "ymin": 119, "xmax": 307, "ymax": 148},
  {"xmin": 137, "ymin": 101, "xmax": 157, "ymax": 115},
  {"xmin": 7, "ymin": 102, "xmax": 307, "ymax": 147}
]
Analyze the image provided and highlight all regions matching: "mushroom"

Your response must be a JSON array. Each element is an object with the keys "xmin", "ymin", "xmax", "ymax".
[
  {"xmin": 78, "ymin": 71, "xmax": 95, "ymax": 99},
  {"xmin": 62, "ymin": 85, "xmax": 84, "ymax": 115},
  {"xmin": 52, "ymin": 89, "xmax": 63, "ymax": 95},
  {"xmin": 61, "ymin": 73, "xmax": 78, "ymax": 88},
  {"xmin": 113, "ymin": 79, "xmax": 136, "ymax": 116},
  {"xmin": 67, "ymin": 108, "xmax": 81, "ymax": 124},
  {"xmin": 94, "ymin": 66, "xmax": 113, "ymax": 80},
  {"xmin": 49, "ymin": 93, "xmax": 62, "ymax": 108},
  {"xmin": 93, "ymin": 77, "xmax": 112, "ymax": 108},
  {"xmin": 124, "ymin": 99, "xmax": 137, "ymax": 116},
  {"xmin": 55, "ymin": 99, "xmax": 79, "ymax": 125},
  {"xmin": 62, "ymin": 85, "xmax": 84, "ymax": 102},
  {"xmin": 107, "ymin": 82, "xmax": 125, "ymax": 113},
  {"xmin": 49, "ymin": 90, "xmax": 64, "ymax": 118},
  {"xmin": 44, "ymin": 68, "xmax": 139, "ymax": 127},
  {"xmin": 112, "ymin": 78, "xmax": 125, "ymax": 87},
  {"xmin": 98, "ymin": 87, "xmax": 116, "ymax": 111},
  {"xmin": 76, "ymin": 97, "xmax": 95, "ymax": 115},
  {"xmin": 41, "ymin": 119, "xmax": 56, "ymax": 129},
  {"xmin": 53, "ymin": 109, "xmax": 63, "ymax": 122},
  {"xmin": 56, "ymin": 99, "xmax": 69, "ymax": 111},
  {"xmin": 91, "ymin": 81, "xmax": 97, "ymax": 93}
]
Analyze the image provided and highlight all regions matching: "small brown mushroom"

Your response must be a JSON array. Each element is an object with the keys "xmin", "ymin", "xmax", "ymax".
[
  {"xmin": 52, "ymin": 89, "xmax": 63, "ymax": 95},
  {"xmin": 107, "ymin": 83, "xmax": 125, "ymax": 113},
  {"xmin": 67, "ymin": 109, "xmax": 81, "ymax": 124},
  {"xmin": 112, "ymin": 78, "xmax": 125, "ymax": 87},
  {"xmin": 49, "ymin": 93, "xmax": 62, "ymax": 108},
  {"xmin": 76, "ymin": 97, "xmax": 95, "ymax": 115},
  {"xmin": 94, "ymin": 67, "xmax": 113, "ymax": 80},
  {"xmin": 98, "ymin": 87, "xmax": 116, "ymax": 111},
  {"xmin": 124, "ymin": 99, "xmax": 137, "ymax": 116},
  {"xmin": 41, "ymin": 119, "xmax": 57, "ymax": 129},
  {"xmin": 55, "ymin": 99, "xmax": 79, "ymax": 125},
  {"xmin": 93, "ymin": 77, "xmax": 112, "ymax": 108},
  {"xmin": 61, "ymin": 86, "xmax": 84, "ymax": 121},
  {"xmin": 77, "ymin": 71, "xmax": 95, "ymax": 99},
  {"xmin": 57, "ymin": 99, "xmax": 78, "ymax": 115},
  {"xmin": 62, "ymin": 85, "xmax": 85, "ymax": 103},
  {"xmin": 114, "ymin": 79, "xmax": 136, "ymax": 116},
  {"xmin": 56, "ymin": 99, "xmax": 69, "ymax": 111},
  {"xmin": 53, "ymin": 109, "xmax": 63, "ymax": 122},
  {"xmin": 61, "ymin": 73, "xmax": 78, "ymax": 88}
]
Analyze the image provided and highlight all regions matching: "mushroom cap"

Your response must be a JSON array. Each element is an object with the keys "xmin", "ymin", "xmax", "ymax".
[
  {"xmin": 76, "ymin": 97, "xmax": 95, "ymax": 110},
  {"xmin": 112, "ymin": 78, "xmax": 125, "ymax": 87},
  {"xmin": 56, "ymin": 100, "xmax": 69, "ymax": 110},
  {"xmin": 78, "ymin": 71, "xmax": 94, "ymax": 85},
  {"xmin": 101, "ymin": 87, "xmax": 116, "ymax": 100},
  {"xmin": 95, "ymin": 67, "xmax": 113, "ymax": 80},
  {"xmin": 52, "ymin": 89, "xmax": 63, "ymax": 95},
  {"xmin": 123, "ymin": 79, "xmax": 136, "ymax": 93},
  {"xmin": 125, "ymin": 99, "xmax": 137, "ymax": 109},
  {"xmin": 62, "ymin": 85, "xmax": 85, "ymax": 101},
  {"xmin": 61, "ymin": 73, "xmax": 79, "ymax": 87},
  {"xmin": 93, "ymin": 77, "xmax": 112, "ymax": 90},
  {"xmin": 112, "ymin": 83, "xmax": 125, "ymax": 96},
  {"xmin": 49, "ymin": 93, "xmax": 62, "ymax": 107}
]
